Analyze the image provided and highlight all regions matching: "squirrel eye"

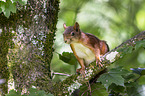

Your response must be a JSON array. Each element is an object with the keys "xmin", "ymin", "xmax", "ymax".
[{"xmin": 71, "ymin": 32, "xmax": 75, "ymax": 36}]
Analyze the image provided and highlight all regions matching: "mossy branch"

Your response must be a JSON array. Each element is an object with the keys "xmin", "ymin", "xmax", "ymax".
[{"xmin": 51, "ymin": 31, "xmax": 145, "ymax": 95}]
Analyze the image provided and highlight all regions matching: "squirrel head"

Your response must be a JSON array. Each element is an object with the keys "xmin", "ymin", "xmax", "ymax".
[{"xmin": 63, "ymin": 22, "xmax": 81, "ymax": 44}]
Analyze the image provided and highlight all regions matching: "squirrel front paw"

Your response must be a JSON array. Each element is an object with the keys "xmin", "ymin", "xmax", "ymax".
[{"xmin": 96, "ymin": 60, "xmax": 103, "ymax": 68}]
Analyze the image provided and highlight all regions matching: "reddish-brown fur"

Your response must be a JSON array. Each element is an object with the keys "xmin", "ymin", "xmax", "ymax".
[{"xmin": 63, "ymin": 22, "xmax": 109, "ymax": 75}]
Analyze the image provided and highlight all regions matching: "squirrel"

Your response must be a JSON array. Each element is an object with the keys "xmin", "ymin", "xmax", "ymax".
[{"xmin": 63, "ymin": 22, "xmax": 109, "ymax": 75}]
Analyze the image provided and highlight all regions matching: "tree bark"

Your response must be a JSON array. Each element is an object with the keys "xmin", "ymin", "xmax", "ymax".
[
  {"xmin": 0, "ymin": 25, "xmax": 12, "ymax": 95},
  {"xmin": 0, "ymin": 0, "xmax": 59, "ymax": 95}
]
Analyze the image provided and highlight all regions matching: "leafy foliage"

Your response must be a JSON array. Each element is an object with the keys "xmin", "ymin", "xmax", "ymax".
[
  {"xmin": 131, "ymin": 68, "xmax": 145, "ymax": 75},
  {"xmin": 98, "ymin": 67, "xmax": 145, "ymax": 95},
  {"xmin": 6, "ymin": 90, "xmax": 21, "ymax": 96},
  {"xmin": 0, "ymin": 0, "xmax": 27, "ymax": 18},
  {"xmin": 59, "ymin": 52, "xmax": 77, "ymax": 65},
  {"xmin": 98, "ymin": 67, "xmax": 129, "ymax": 88},
  {"xmin": 78, "ymin": 83, "xmax": 109, "ymax": 96},
  {"xmin": 72, "ymin": 67, "xmax": 145, "ymax": 96},
  {"xmin": 6, "ymin": 88, "xmax": 53, "ymax": 96},
  {"xmin": 135, "ymin": 40, "xmax": 145, "ymax": 50}
]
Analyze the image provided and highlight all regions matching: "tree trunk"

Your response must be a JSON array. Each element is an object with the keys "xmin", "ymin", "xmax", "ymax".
[
  {"xmin": 0, "ymin": 0, "xmax": 59, "ymax": 95},
  {"xmin": 0, "ymin": 24, "xmax": 12, "ymax": 95}
]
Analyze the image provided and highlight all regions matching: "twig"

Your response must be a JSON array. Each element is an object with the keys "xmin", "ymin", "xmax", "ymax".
[{"xmin": 53, "ymin": 72, "xmax": 71, "ymax": 76}]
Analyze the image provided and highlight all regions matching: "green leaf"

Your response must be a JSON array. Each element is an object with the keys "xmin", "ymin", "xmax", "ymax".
[
  {"xmin": 11, "ymin": 0, "xmax": 19, "ymax": 3},
  {"xmin": 0, "ymin": 0, "xmax": 6, "ymax": 2},
  {"xmin": 0, "ymin": 1, "xmax": 6, "ymax": 12},
  {"xmin": 5, "ymin": 89, "xmax": 21, "ymax": 96},
  {"xmin": 123, "ymin": 73, "xmax": 137, "ymax": 82},
  {"xmin": 0, "ymin": 8, "xmax": 2, "ymax": 13},
  {"xmin": 59, "ymin": 52, "xmax": 77, "ymax": 65},
  {"xmin": 108, "ymin": 66, "xmax": 129, "ymax": 75},
  {"xmin": 47, "ymin": 93, "xmax": 54, "ymax": 96},
  {"xmin": 4, "ymin": 9, "xmax": 10, "ymax": 18},
  {"xmin": 131, "ymin": 68, "xmax": 145, "ymax": 75},
  {"xmin": 0, "ymin": 0, "xmax": 27, "ymax": 18},
  {"xmin": 79, "ymin": 83, "xmax": 109, "ymax": 96},
  {"xmin": 28, "ymin": 88, "xmax": 37, "ymax": 96},
  {"xmin": 141, "ymin": 70, "xmax": 145, "ymax": 75},
  {"xmin": 59, "ymin": 52, "xmax": 70, "ymax": 63},
  {"xmin": 6, "ymin": 88, "xmax": 53, "ymax": 96},
  {"xmin": 126, "ymin": 84, "xmax": 145, "ymax": 96},
  {"xmin": 98, "ymin": 73, "xmax": 124, "ymax": 88},
  {"xmin": 3, "ymin": 0, "xmax": 12, "ymax": 18},
  {"xmin": 98, "ymin": 67, "xmax": 128, "ymax": 88},
  {"xmin": 27, "ymin": 88, "xmax": 54, "ymax": 96},
  {"xmin": 37, "ymin": 90, "xmax": 46, "ymax": 96},
  {"xmin": 91, "ymin": 83, "xmax": 109, "ymax": 96},
  {"xmin": 135, "ymin": 40, "xmax": 145, "ymax": 50},
  {"xmin": 125, "ymin": 82, "xmax": 138, "ymax": 87},
  {"xmin": 17, "ymin": 0, "xmax": 27, "ymax": 5},
  {"xmin": 138, "ymin": 76, "xmax": 145, "ymax": 85},
  {"xmin": 108, "ymin": 83, "xmax": 125, "ymax": 93},
  {"xmin": 126, "ymin": 86, "xmax": 139, "ymax": 96},
  {"xmin": 9, "ymin": 3, "xmax": 16, "ymax": 13}
]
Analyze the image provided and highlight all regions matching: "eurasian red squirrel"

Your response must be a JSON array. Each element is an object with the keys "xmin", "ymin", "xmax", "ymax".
[{"xmin": 63, "ymin": 22, "xmax": 109, "ymax": 75}]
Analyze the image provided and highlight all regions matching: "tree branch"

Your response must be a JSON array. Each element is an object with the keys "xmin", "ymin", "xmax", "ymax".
[{"xmin": 50, "ymin": 31, "xmax": 145, "ymax": 95}]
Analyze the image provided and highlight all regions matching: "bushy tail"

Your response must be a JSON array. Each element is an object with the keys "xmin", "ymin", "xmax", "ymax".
[{"xmin": 100, "ymin": 40, "xmax": 109, "ymax": 55}]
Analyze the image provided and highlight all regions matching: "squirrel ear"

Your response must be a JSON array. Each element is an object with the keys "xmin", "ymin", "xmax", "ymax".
[
  {"xmin": 74, "ymin": 22, "xmax": 79, "ymax": 32},
  {"xmin": 63, "ymin": 23, "xmax": 67, "ymax": 29}
]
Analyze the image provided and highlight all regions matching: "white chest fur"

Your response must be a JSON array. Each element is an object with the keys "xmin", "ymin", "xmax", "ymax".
[{"xmin": 72, "ymin": 43, "xmax": 95, "ymax": 65}]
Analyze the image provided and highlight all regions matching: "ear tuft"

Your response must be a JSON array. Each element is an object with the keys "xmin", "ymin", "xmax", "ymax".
[
  {"xmin": 63, "ymin": 23, "xmax": 67, "ymax": 29},
  {"xmin": 74, "ymin": 22, "xmax": 79, "ymax": 32}
]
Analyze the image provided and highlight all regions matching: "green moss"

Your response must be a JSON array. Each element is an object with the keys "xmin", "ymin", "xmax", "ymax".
[{"xmin": 0, "ymin": 28, "xmax": 12, "ymax": 95}]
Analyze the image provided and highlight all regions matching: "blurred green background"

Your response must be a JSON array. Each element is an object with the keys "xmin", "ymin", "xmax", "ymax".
[{"xmin": 51, "ymin": 0, "xmax": 145, "ymax": 81}]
